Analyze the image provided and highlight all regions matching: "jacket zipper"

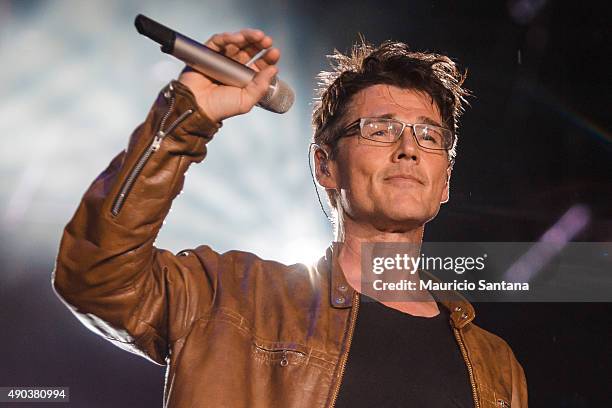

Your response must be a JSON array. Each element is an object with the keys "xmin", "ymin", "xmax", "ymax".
[
  {"xmin": 328, "ymin": 290, "xmax": 360, "ymax": 408},
  {"xmin": 453, "ymin": 327, "xmax": 480, "ymax": 408},
  {"xmin": 110, "ymin": 91, "xmax": 193, "ymax": 216}
]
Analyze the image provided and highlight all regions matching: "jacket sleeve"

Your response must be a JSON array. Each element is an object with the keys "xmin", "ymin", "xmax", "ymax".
[{"xmin": 52, "ymin": 80, "xmax": 221, "ymax": 365}]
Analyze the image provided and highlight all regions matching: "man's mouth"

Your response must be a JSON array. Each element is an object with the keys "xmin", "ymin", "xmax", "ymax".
[{"xmin": 384, "ymin": 174, "xmax": 425, "ymax": 185}]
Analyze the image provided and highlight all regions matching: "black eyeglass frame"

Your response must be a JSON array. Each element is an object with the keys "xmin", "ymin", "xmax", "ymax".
[{"xmin": 341, "ymin": 117, "xmax": 455, "ymax": 151}]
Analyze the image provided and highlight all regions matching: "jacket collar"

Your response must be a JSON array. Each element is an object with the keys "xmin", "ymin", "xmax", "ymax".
[
  {"xmin": 328, "ymin": 242, "xmax": 356, "ymax": 309},
  {"xmin": 325, "ymin": 241, "xmax": 475, "ymax": 329}
]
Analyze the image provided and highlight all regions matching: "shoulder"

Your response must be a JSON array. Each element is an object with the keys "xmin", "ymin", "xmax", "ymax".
[{"xmin": 189, "ymin": 245, "xmax": 324, "ymax": 288}]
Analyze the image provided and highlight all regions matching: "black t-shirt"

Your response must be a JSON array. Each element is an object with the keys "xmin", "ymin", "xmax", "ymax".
[{"xmin": 334, "ymin": 294, "xmax": 474, "ymax": 408}]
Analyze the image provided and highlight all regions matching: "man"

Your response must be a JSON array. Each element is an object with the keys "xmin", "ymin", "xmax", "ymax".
[{"xmin": 53, "ymin": 28, "xmax": 527, "ymax": 407}]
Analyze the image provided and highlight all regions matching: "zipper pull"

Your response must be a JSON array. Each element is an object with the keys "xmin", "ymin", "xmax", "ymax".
[
  {"xmin": 163, "ymin": 82, "xmax": 174, "ymax": 99},
  {"xmin": 280, "ymin": 350, "xmax": 289, "ymax": 367},
  {"xmin": 151, "ymin": 131, "xmax": 165, "ymax": 151}
]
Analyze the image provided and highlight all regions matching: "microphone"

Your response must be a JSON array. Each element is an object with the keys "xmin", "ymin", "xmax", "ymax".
[{"xmin": 134, "ymin": 14, "xmax": 295, "ymax": 114}]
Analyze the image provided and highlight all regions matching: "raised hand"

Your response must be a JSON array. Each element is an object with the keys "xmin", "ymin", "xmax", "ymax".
[{"xmin": 178, "ymin": 29, "xmax": 281, "ymax": 123}]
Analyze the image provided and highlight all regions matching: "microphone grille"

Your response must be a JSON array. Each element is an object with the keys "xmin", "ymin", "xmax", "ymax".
[{"xmin": 259, "ymin": 78, "xmax": 295, "ymax": 114}]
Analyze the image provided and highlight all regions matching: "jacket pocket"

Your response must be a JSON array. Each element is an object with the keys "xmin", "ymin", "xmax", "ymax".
[
  {"xmin": 480, "ymin": 385, "xmax": 512, "ymax": 408},
  {"xmin": 496, "ymin": 398, "xmax": 511, "ymax": 408},
  {"xmin": 251, "ymin": 341, "xmax": 308, "ymax": 367}
]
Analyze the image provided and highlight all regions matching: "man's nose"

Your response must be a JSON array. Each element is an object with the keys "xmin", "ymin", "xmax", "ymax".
[{"xmin": 393, "ymin": 127, "xmax": 419, "ymax": 162}]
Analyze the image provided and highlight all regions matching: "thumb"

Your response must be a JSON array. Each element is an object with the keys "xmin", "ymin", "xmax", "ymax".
[{"xmin": 241, "ymin": 65, "xmax": 278, "ymax": 108}]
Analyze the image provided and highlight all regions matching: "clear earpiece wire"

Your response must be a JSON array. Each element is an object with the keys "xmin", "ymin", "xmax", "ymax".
[{"xmin": 308, "ymin": 143, "xmax": 334, "ymax": 223}]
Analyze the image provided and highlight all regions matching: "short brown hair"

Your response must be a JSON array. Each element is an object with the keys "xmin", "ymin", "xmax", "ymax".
[{"xmin": 312, "ymin": 39, "xmax": 470, "ymax": 164}]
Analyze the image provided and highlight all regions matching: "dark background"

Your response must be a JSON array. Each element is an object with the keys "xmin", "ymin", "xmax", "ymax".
[{"xmin": 1, "ymin": 1, "xmax": 610, "ymax": 407}]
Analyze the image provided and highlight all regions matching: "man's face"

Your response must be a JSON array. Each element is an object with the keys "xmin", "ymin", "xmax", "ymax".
[{"xmin": 327, "ymin": 84, "xmax": 451, "ymax": 232}]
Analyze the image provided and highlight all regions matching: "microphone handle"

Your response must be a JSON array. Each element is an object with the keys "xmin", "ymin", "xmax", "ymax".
[{"xmin": 172, "ymin": 33, "xmax": 256, "ymax": 87}]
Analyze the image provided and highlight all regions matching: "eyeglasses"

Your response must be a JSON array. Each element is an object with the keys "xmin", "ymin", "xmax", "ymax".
[{"xmin": 342, "ymin": 117, "xmax": 455, "ymax": 151}]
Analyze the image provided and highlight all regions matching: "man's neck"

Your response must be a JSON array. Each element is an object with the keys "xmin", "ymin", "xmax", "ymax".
[{"xmin": 335, "ymin": 216, "xmax": 439, "ymax": 317}]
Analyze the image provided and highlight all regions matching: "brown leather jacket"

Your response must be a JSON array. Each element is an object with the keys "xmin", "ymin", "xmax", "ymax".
[{"xmin": 53, "ymin": 81, "xmax": 528, "ymax": 408}]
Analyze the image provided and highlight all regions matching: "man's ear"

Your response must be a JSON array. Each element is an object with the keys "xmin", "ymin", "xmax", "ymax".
[
  {"xmin": 313, "ymin": 146, "xmax": 338, "ymax": 189},
  {"xmin": 440, "ymin": 166, "xmax": 452, "ymax": 204}
]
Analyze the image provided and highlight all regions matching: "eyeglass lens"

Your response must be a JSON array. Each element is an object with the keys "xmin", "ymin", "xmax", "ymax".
[{"xmin": 361, "ymin": 119, "xmax": 451, "ymax": 150}]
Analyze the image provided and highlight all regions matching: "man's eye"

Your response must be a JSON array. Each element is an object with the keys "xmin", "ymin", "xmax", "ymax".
[
  {"xmin": 366, "ymin": 125, "xmax": 394, "ymax": 138},
  {"xmin": 420, "ymin": 129, "xmax": 441, "ymax": 144},
  {"xmin": 370, "ymin": 130, "xmax": 389, "ymax": 137}
]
